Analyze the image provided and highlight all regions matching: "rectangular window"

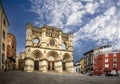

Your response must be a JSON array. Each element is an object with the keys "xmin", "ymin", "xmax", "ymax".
[
  {"xmin": 113, "ymin": 64, "xmax": 117, "ymax": 69},
  {"xmin": 113, "ymin": 53, "xmax": 116, "ymax": 57},
  {"xmin": 105, "ymin": 54, "xmax": 108, "ymax": 57},
  {"xmin": 105, "ymin": 64, "xmax": 109, "ymax": 68},
  {"xmin": 87, "ymin": 57, "xmax": 88, "ymax": 65},
  {"xmin": 3, "ymin": 30, "xmax": 5, "ymax": 39},
  {"xmin": 91, "ymin": 56, "xmax": 93, "ymax": 64},
  {"xmin": 2, "ymin": 53, "xmax": 5, "ymax": 64},
  {"xmin": 105, "ymin": 58, "xmax": 108, "ymax": 63},
  {"xmin": 113, "ymin": 58, "xmax": 117, "ymax": 63},
  {"xmin": 2, "ymin": 43, "xmax": 5, "ymax": 51},
  {"xmin": 3, "ymin": 19, "xmax": 6, "ymax": 27}
]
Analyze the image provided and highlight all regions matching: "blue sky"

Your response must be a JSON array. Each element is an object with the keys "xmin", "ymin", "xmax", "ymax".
[{"xmin": 2, "ymin": 0, "xmax": 120, "ymax": 61}]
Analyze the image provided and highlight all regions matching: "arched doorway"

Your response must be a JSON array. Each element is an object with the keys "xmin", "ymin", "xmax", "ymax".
[
  {"xmin": 48, "ymin": 56, "xmax": 55, "ymax": 70},
  {"xmin": 48, "ymin": 61, "xmax": 55, "ymax": 70},
  {"xmin": 34, "ymin": 60, "xmax": 39, "ymax": 70},
  {"xmin": 62, "ymin": 61, "xmax": 66, "ymax": 70},
  {"xmin": 30, "ymin": 50, "xmax": 44, "ymax": 71},
  {"xmin": 47, "ymin": 51, "xmax": 60, "ymax": 71},
  {"xmin": 63, "ymin": 53, "xmax": 72, "ymax": 71}
]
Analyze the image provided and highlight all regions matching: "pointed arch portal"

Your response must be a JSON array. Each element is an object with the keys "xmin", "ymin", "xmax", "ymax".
[
  {"xmin": 30, "ymin": 50, "xmax": 44, "ymax": 70},
  {"xmin": 34, "ymin": 60, "xmax": 39, "ymax": 70},
  {"xmin": 63, "ymin": 53, "xmax": 72, "ymax": 71},
  {"xmin": 47, "ymin": 51, "xmax": 60, "ymax": 71}
]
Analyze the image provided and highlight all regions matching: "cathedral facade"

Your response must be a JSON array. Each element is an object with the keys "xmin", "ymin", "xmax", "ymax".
[{"xmin": 24, "ymin": 23, "xmax": 74, "ymax": 72}]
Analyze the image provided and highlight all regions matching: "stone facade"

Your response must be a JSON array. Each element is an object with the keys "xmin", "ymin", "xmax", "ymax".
[
  {"xmin": 24, "ymin": 23, "xmax": 74, "ymax": 73},
  {"xmin": 16, "ymin": 52, "xmax": 25, "ymax": 71},
  {"xmin": 6, "ymin": 33, "xmax": 16, "ymax": 70},
  {"xmin": 0, "ymin": 0, "xmax": 9, "ymax": 70}
]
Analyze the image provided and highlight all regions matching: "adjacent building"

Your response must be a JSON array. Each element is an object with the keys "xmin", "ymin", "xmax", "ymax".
[
  {"xmin": 16, "ymin": 52, "xmax": 25, "ymax": 71},
  {"xmin": 6, "ymin": 33, "xmax": 16, "ymax": 70},
  {"xmin": 94, "ymin": 46, "xmax": 120, "ymax": 75},
  {"xmin": 84, "ymin": 50, "xmax": 94, "ymax": 74},
  {"xmin": 74, "ymin": 58, "xmax": 85, "ymax": 74},
  {"xmin": 0, "ymin": 0, "xmax": 9, "ymax": 70},
  {"xmin": 74, "ymin": 61, "xmax": 80, "ymax": 73},
  {"xmin": 24, "ymin": 23, "xmax": 74, "ymax": 72},
  {"xmin": 84, "ymin": 45, "xmax": 120, "ymax": 75},
  {"xmin": 80, "ymin": 58, "xmax": 84, "ymax": 74}
]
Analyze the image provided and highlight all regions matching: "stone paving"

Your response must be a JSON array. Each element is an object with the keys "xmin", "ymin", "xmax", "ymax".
[{"xmin": 0, "ymin": 71, "xmax": 120, "ymax": 84}]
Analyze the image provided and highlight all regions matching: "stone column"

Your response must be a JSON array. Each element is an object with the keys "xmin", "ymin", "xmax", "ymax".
[
  {"xmin": 26, "ymin": 23, "xmax": 32, "ymax": 46},
  {"xmin": 24, "ymin": 52, "xmax": 34, "ymax": 72},
  {"xmin": 66, "ymin": 61, "xmax": 74, "ymax": 73},
  {"xmin": 50, "ymin": 61, "xmax": 52, "ymax": 70},
  {"xmin": 41, "ymin": 28, "xmax": 46, "ymax": 47},
  {"xmin": 59, "ymin": 32, "xmax": 62, "ymax": 49},
  {"xmin": 55, "ymin": 60, "xmax": 63, "ymax": 72},
  {"xmin": 68, "ymin": 33, "xmax": 73, "ymax": 51},
  {"xmin": 24, "ymin": 58, "xmax": 34, "ymax": 72},
  {"xmin": 39, "ymin": 59, "xmax": 47, "ymax": 72}
]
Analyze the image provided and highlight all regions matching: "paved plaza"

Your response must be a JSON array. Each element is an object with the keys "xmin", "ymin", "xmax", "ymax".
[{"xmin": 0, "ymin": 71, "xmax": 120, "ymax": 84}]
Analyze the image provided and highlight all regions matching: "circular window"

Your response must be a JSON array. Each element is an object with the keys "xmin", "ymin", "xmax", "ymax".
[
  {"xmin": 49, "ymin": 39, "xmax": 55, "ymax": 46},
  {"xmin": 33, "ymin": 38, "xmax": 39, "ymax": 44}
]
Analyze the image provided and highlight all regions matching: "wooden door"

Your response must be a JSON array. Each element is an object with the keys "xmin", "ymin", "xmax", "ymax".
[
  {"xmin": 52, "ymin": 61, "xmax": 55, "ymax": 70},
  {"xmin": 48, "ymin": 61, "xmax": 51, "ymax": 70},
  {"xmin": 63, "ymin": 62, "xmax": 66, "ymax": 70},
  {"xmin": 34, "ymin": 60, "xmax": 39, "ymax": 70}
]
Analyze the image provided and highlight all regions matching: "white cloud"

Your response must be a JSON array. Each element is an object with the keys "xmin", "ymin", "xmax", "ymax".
[
  {"xmin": 85, "ymin": 2, "xmax": 99, "ymax": 14},
  {"xmin": 66, "ymin": 11, "xmax": 85, "ymax": 25},
  {"xmin": 117, "ymin": 2, "xmax": 120, "ymax": 6},
  {"xmin": 29, "ymin": 0, "xmax": 99, "ymax": 28},
  {"xmin": 83, "ymin": 0, "xmax": 93, "ymax": 2},
  {"xmin": 74, "ymin": 6, "xmax": 120, "ymax": 50},
  {"xmin": 63, "ymin": 28, "xmax": 71, "ymax": 33},
  {"xmin": 29, "ymin": 0, "xmax": 83, "ymax": 28},
  {"xmin": 100, "ymin": 0, "xmax": 104, "ymax": 4}
]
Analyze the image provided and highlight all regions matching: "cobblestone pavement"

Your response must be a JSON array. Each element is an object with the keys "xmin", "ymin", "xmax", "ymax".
[{"xmin": 0, "ymin": 71, "xmax": 120, "ymax": 84}]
